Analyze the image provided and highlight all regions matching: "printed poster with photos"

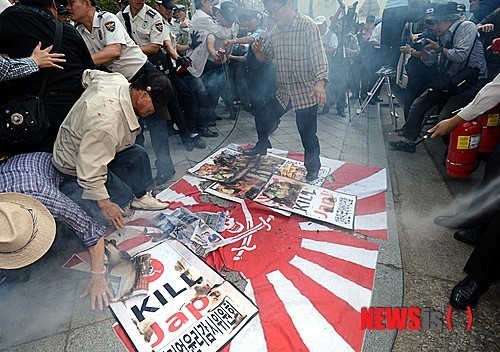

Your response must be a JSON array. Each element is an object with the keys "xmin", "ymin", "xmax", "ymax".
[
  {"xmin": 188, "ymin": 147, "xmax": 330, "ymax": 204},
  {"xmin": 254, "ymin": 175, "xmax": 357, "ymax": 229},
  {"xmin": 110, "ymin": 240, "xmax": 259, "ymax": 352}
]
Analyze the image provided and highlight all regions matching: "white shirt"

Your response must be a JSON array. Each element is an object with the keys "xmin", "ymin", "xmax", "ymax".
[
  {"xmin": 76, "ymin": 11, "xmax": 147, "ymax": 81},
  {"xmin": 459, "ymin": 74, "xmax": 500, "ymax": 121},
  {"xmin": 369, "ymin": 22, "xmax": 382, "ymax": 49},
  {"xmin": 116, "ymin": 5, "xmax": 164, "ymax": 46},
  {"xmin": 186, "ymin": 9, "xmax": 233, "ymax": 77}
]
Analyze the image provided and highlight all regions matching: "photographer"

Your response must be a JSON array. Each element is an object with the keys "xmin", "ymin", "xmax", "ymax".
[
  {"xmin": 389, "ymin": 2, "xmax": 487, "ymax": 153},
  {"xmin": 399, "ymin": 9, "xmax": 438, "ymax": 121}
]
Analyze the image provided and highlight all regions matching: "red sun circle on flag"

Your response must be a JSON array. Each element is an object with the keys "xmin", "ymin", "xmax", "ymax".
[{"xmin": 148, "ymin": 258, "xmax": 164, "ymax": 282}]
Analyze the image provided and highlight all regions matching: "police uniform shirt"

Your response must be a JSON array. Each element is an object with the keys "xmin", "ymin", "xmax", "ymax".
[
  {"xmin": 76, "ymin": 11, "xmax": 147, "ymax": 81},
  {"xmin": 116, "ymin": 5, "xmax": 164, "ymax": 46}
]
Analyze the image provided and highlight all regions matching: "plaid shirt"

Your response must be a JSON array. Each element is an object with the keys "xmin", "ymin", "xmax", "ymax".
[
  {"xmin": 264, "ymin": 13, "xmax": 329, "ymax": 110},
  {"xmin": 0, "ymin": 152, "xmax": 105, "ymax": 248},
  {"xmin": 0, "ymin": 56, "xmax": 38, "ymax": 82}
]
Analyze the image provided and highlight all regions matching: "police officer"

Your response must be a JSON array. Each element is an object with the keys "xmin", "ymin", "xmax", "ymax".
[
  {"xmin": 118, "ymin": 0, "xmax": 206, "ymax": 150},
  {"xmin": 154, "ymin": 0, "xmax": 208, "ymax": 149},
  {"xmin": 67, "ymin": 0, "xmax": 176, "ymax": 185}
]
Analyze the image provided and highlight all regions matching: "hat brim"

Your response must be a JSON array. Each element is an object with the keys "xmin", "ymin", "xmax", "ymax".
[
  {"xmin": 152, "ymin": 100, "xmax": 171, "ymax": 121},
  {"xmin": 0, "ymin": 193, "xmax": 56, "ymax": 270},
  {"xmin": 427, "ymin": 13, "xmax": 460, "ymax": 21}
]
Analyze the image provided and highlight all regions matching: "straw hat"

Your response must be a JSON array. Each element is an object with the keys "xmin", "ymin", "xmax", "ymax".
[{"xmin": 0, "ymin": 193, "xmax": 56, "ymax": 270}]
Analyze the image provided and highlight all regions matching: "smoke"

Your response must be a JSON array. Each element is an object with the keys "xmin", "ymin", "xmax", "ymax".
[{"xmin": 433, "ymin": 170, "xmax": 500, "ymax": 225}]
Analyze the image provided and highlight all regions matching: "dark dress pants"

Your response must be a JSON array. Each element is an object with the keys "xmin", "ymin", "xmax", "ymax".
[
  {"xmin": 59, "ymin": 145, "xmax": 154, "ymax": 226},
  {"xmin": 255, "ymin": 96, "xmax": 321, "ymax": 173},
  {"xmin": 464, "ymin": 211, "xmax": 500, "ymax": 286},
  {"xmin": 168, "ymin": 73, "xmax": 198, "ymax": 136},
  {"xmin": 182, "ymin": 74, "xmax": 211, "ymax": 130}
]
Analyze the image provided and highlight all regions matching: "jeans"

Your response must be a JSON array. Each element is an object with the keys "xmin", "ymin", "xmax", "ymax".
[
  {"xmin": 255, "ymin": 96, "xmax": 321, "ymax": 173},
  {"xmin": 59, "ymin": 145, "xmax": 154, "ymax": 226}
]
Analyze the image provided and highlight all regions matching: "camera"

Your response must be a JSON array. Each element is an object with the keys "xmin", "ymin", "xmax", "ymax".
[{"xmin": 414, "ymin": 29, "xmax": 437, "ymax": 50}]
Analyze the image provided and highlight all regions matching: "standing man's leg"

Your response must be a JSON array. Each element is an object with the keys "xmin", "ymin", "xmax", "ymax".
[
  {"xmin": 296, "ymin": 105, "xmax": 321, "ymax": 178},
  {"xmin": 144, "ymin": 116, "xmax": 176, "ymax": 184},
  {"xmin": 243, "ymin": 96, "xmax": 288, "ymax": 155}
]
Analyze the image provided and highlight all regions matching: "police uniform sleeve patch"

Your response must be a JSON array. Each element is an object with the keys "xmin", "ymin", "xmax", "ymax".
[
  {"xmin": 155, "ymin": 22, "xmax": 163, "ymax": 32},
  {"xmin": 146, "ymin": 9, "xmax": 156, "ymax": 18},
  {"xmin": 104, "ymin": 21, "xmax": 116, "ymax": 32}
]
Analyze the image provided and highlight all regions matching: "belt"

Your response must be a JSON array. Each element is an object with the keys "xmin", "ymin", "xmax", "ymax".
[{"xmin": 44, "ymin": 90, "xmax": 81, "ymax": 97}]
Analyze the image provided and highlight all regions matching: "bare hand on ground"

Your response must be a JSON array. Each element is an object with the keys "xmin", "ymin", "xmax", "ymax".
[
  {"xmin": 98, "ymin": 199, "xmax": 125, "ymax": 229},
  {"xmin": 81, "ymin": 274, "xmax": 113, "ymax": 310}
]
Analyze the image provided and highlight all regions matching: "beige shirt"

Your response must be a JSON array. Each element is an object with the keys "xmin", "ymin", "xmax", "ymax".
[
  {"xmin": 52, "ymin": 70, "xmax": 141, "ymax": 201},
  {"xmin": 76, "ymin": 11, "xmax": 147, "ymax": 80},
  {"xmin": 116, "ymin": 5, "xmax": 164, "ymax": 46}
]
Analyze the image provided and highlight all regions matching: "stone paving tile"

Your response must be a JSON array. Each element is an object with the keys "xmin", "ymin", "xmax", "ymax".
[
  {"xmin": 66, "ymin": 319, "xmax": 126, "ymax": 352},
  {"xmin": 2, "ymin": 333, "xmax": 68, "ymax": 352}
]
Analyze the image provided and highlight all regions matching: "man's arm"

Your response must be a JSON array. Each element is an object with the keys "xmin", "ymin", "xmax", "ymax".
[{"xmin": 91, "ymin": 43, "xmax": 122, "ymax": 65}]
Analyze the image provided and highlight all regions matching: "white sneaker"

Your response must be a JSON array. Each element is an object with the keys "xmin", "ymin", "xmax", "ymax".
[{"xmin": 130, "ymin": 192, "xmax": 169, "ymax": 211}]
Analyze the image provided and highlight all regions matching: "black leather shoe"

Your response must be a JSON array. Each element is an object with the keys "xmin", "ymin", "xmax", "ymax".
[
  {"xmin": 191, "ymin": 135, "xmax": 206, "ymax": 149},
  {"xmin": 454, "ymin": 228, "xmax": 481, "ymax": 246},
  {"xmin": 208, "ymin": 121, "xmax": 217, "ymax": 127},
  {"xmin": 450, "ymin": 276, "xmax": 490, "ymax": 310},
  {"xmin": 198, "ymin": 128, "xmax": 219, "ymax": 138},
  {"xmin": 337, "ymin": 110, "xmax": 346, "ymax": 118},
  {"xmin": 305, "ymin": 170, "xmax": 319, "ymax": 182},
  {"xmin": 434, "ymin": 214, "xmax": 476, "ymax": 229},
  {"xmin": 318, "ymin": 107, "xmax": 330, "ymax": 115},
  {"xmin": 388, "ymin": 140, "xmax": 416, "ymax": 153},
  {"xmin": 182, "ymin": 139, "xmax": 194, "ymax": 152},
  {"xmin": 242, "ymin": 146, "xmax": 268, "ymax": 156}
]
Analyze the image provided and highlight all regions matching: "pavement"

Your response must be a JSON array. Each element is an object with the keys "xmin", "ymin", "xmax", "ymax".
[{"xmin": 0, "ymin": 89, "xmax": 498, "ymax": 351}]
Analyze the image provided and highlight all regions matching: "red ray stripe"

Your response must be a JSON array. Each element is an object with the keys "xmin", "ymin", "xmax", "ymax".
[
  {"xmin": 286, "ymin": 151, "xmax": 305, "ymax": 162},
  {"xmin": 300, "ymin": 230, "xmax": 379, "ymax": 251},
  {"xmin": 355, "ymin": 229, "xmax": 388, "ymax": 240},
  {"xmin": 169, "ymin": 178, "xmax": 202, "ymax": 198},
  {"xmin": 279, "ymin": 264, "xmax": 364, "ymax": 352},
  {"xmin": 355, "ymin": 192, "xmax": 386, "ymax": 216},
  {"xmin": 296, "ymin": 246, "xmax": 375, "ymax": 290},
  {"xmin": 251, "ymin": 275, "xmax": 309, "ymax": 352},
  {"xmin": 322, "ymin": 164, "xmax": 382, "ymax": 191}
]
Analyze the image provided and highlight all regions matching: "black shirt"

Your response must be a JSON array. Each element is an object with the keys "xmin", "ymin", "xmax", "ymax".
[{"xmin": 0, "ymin": 5, "xmax": 94, "ymax": 101}]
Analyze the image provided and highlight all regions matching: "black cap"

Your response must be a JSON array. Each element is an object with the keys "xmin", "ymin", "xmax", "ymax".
[
  {"xmin": 365, "ymin": 15, "xmax": 375, "ymax": 23},
  {"xmin": 156, "ymin": 0, "xmax": 177, "ymax": 10},
  {"xmin": 426, "ymin": 2, "xmax": 461, "ymax": 21},
  {"xmin": 136, "ymin": 71, "xmax": 173, "ymax": 120},
  {"xmin": 220, "ymin": 1, "xmax": 237, "ymax": 22}
]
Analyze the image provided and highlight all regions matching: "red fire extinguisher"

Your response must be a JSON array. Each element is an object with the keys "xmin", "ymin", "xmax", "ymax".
[
  {"xmin": 477, "ymin": 104, "xmax": 500, "ymax": 153},
  {"xmin": 446, "ymin": 121, "xmax": 482, "ymax": 178}
]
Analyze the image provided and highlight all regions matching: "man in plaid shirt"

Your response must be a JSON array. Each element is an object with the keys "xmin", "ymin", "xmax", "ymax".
[{"xmin": 243, "ymin": 0, "xmax": 329, "ymax": 182}]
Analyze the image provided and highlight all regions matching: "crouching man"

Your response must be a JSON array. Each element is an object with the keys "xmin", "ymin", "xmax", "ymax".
[{"xmin": 53, "ymin": 69, "xmax": 172, "ymax": 230}]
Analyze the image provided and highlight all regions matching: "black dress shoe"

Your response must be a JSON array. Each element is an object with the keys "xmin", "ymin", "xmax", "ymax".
[
  {"xmin": 318, "ymin": 107, "xmax": 330, "ymax": 115},
  {"xmin": 433, "ymin": 214, "xmax": 476, "ymax": 229},
  {"xmin": 337, "ymin": 110, "xmax": 346, "ymax": 118},
  {"xmin": 388, "ymin": 140, "xmax": 416, "ymax": 153},
  {"xmin": 198, "ymin": 128, "xmax": 219, "ymax": 138},
  {"xmin": 208, "ymin": 121, "xmax": 217, "ymax": 127},
  {"xmin": 454, "ymin": 228, "xmax": 481, "ymax": 246},
  {"xmin": 182, "ymin": 139, "xmax": 194, "ymax": 151},
  {"xmin": 242, "ymin": 146, "xmax": 268, "ymax": 156},
  {"xmin": 305, "ymin": 170, "xmax": 319, "ymax": 182},
  {"xmin": 191, "ymin": 135, "xmax": 206, "ymax": 149},
  {"xmin": 450, "ymin": 276, "xmax": 490, "ymax": 310}
]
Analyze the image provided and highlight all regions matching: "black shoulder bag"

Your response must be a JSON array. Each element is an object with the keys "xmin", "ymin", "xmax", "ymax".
[
  {"xmin": 0, "ymin": 20, "xmax": 63, "ymax": 151},
  {"xmin": 427, "ymin": 23, "xmax": 480, "ymax": 103}
]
